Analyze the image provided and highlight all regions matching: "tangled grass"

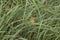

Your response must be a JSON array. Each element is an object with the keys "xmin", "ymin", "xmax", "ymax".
[{"xmin": 0, "ymin": 0, "xmax": 60, "ymax": 40}]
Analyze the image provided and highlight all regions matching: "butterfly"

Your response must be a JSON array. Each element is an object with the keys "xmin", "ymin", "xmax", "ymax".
[{"xmin": 29, "ymin": 17, "xmax": 35, "ymax": 23}]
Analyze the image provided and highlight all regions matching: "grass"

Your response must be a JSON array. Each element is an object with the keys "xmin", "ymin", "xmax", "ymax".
[{"xmin": 0, "ymin": 0, "xmax": 60, "ymax": 40}]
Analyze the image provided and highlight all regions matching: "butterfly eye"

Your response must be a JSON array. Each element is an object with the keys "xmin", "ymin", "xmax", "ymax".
[{"xmin": 29, "ymin": 17, "xmax": 35, "ymax": 23}]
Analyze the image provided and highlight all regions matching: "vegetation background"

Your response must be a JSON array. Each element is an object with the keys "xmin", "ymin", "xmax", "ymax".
[{"xmin": 0, "ymin": 0, "xmax": 60, "ymax": 40}]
